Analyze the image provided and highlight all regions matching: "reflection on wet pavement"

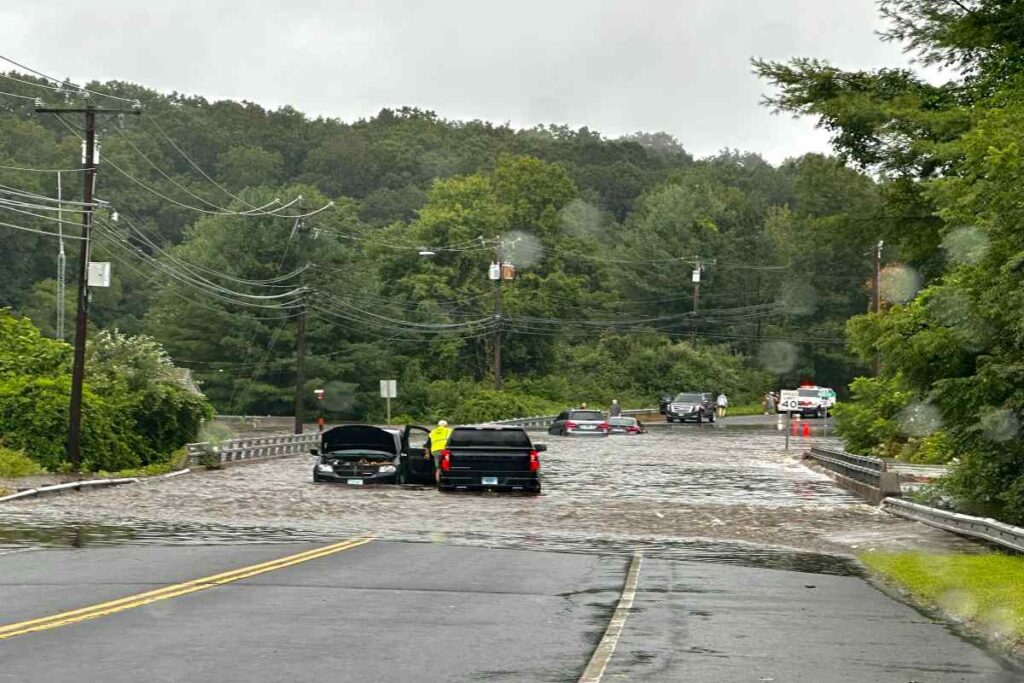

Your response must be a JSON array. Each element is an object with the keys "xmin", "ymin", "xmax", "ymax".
[{"xmin": 0, "ymin": 428, "xmax": 983, "ymax": 570}]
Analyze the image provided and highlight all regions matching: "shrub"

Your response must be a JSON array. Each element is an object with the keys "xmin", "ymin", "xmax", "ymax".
[
  {"xmin": 0, "ymin": 375, "xmax": 139, "ymax": 472},
  {"xmin": 0, "ymin": 447, "xmax": 45, "ymax": 477}
]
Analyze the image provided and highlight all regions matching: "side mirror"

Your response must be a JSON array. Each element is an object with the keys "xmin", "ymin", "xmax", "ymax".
[
  {"xmin": 309, "ymin": 449, "xmax": 319, "ymax": 456},
  {"xmin": 534, "ymin": 443, "xmax": 547, "ymax": 452}
]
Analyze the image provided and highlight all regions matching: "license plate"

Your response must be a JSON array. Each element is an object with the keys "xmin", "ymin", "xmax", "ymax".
[
  {"xmin": 580, "ymin": 424, "xmax": 595, "ymax": 430},
  {"xmin": 481, "ymin": 477, "xmax": 498, "ymax": 486},
  {"xmin": 346, "ymin": 479, "xmax": 363, "ymax": 486}
]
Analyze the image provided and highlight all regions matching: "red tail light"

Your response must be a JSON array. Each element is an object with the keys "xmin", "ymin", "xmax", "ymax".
[
  {"xmin": 564, "ymin": 421, "xmax": 578, "ymax": 429},
  {"xmin": 598, "ymin": 422, "xmax": 610, "ymax": 431},
  {"xmin": 440, "ymin": 449, "xmax": 451, "ymax": 472},
  {"xmin": 528, "ymin": 450, "xmax": 540, "ymax": 472},
  {"xmin": 627, "ymin": 426, "xmax": 640, "ymax": 433}
]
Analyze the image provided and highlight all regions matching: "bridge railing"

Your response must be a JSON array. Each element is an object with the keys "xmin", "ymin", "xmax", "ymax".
[
  {"xmin": 186, "ymin": 433, "xmax": 318, "ymax": 466},
  {"xmin": 804, "ymin": 445, "xmax": 901, "ymax": 504},
  {"xmin": 882, "ymin": 498, "xmax": 1024, "ymax": 554}
]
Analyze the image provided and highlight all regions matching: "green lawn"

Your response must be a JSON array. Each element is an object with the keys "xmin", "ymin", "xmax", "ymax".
[{"xmin": 860, "ymin": 551, "xmax": 1024, "ymax": 648}]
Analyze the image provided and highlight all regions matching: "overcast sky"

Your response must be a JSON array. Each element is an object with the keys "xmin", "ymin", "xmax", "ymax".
[{"xmin": 1, "ymin": 1, "xmax": 929, "ymax": 164}]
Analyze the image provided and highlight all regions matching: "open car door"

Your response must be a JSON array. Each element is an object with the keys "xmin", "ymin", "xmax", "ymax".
[{"xmin": 401, "ymin": 425, "xmax": 434, "ymax": 485}]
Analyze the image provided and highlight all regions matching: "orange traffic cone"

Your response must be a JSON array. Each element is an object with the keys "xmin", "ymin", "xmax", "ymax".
[{"xmin": 802, "ymin": 422, "xmax": 811, "ymax": 438}]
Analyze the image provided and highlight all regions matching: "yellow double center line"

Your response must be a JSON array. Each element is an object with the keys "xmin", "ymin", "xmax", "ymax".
[{"xmin": 0, "ymin": 537, "xmax": 373, "ymax": 640}]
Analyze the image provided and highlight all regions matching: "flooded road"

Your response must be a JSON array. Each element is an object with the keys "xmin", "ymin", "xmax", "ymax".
[{"xmin": 0, "ymin": 426, "xmax": 979, "ymax": 569}]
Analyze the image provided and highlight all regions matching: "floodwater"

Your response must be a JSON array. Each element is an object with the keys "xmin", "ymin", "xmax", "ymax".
[{"xmin": 0, "ymin": 425, "xmax": 981, "ymax": 571}]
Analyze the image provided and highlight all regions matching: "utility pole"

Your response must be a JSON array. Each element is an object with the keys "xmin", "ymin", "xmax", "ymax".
[
  {"xmin": 36, "ymin": 103, "xmax": 139, "ymax": 470},
  {"xmin": 293, "ymin": 205, "xmax": 311, "ymax": 435},
  {"xmin": 871, "ymin": 240, "xmax": 884, "ymax": 376},
  {"xmin": 56, "ymin": 171, "xmax": 66, "ymax": 340},
  {"xmin": 692, "ymin": 257, "xmax": 702, "ymax": 314},
  {"xmin": 293, "ymin": 292, "xmax": 308, "ymax": 435},
  {"xmin": 493, "ymin": 236, "xmax": 503, "ymax": 391}
]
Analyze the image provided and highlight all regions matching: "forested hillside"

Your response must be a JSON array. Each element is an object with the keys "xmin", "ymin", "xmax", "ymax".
[{"xmin": 1, "ymin": 71, "xmax": 888, "ymax": 423}]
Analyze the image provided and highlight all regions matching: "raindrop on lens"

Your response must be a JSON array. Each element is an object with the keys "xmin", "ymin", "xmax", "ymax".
[
  {"xmin": 879, "ymin": 265, "xmax": 922, "ymax": 304},
  {"xmin": 979, "ymin": 408, "xmax": 1019, "ymax": 443},
  {"xmin": 897, "ymin": 402, "xmax": 942, "ymax": 437},
  {"xmin": 500, "ymin": 230, "xmax": 542, "ymax": 268},
  {"xmin": 758, "ymin": 340, "xmax": 798, "ymax": 374},
  {"xmin": 559, "ymin": 199, "xmax": 603, "ymax": 239},
  {"xmin": 942, "ymin": 226, "xmax": 989, "ymax": 265}
]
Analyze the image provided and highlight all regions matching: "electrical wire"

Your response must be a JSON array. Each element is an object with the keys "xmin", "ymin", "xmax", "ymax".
[
  {"xmin": 0, "ymin": 218, "xmax": 87, "ymax": 240},
  {"xmin": 0, "ymin": 54, "xmax": 139, "ymax": 104}
]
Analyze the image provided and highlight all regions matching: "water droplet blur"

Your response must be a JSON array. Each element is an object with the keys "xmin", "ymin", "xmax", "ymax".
[
  {"xmin": 321, "ymin": 380, "xmax": 357, "ymax": 413},
  {"xmin": 879, "ymin": 264, "xmax": 922, "ymax": 304},
  {"xmin": 759, "ymin": 340, "xmax": 798, "ymax": 374},
  {"xmin": 942, "ymin": 226, "xmax": 989, "ymax": 266},
  {"xmin": 979, "ymin": 408, "xmax": 1019, "ymax": 443},
  {"xmin": 779, "ymin": 287, "xmax": 818, "ymax": 316},
  {"xmin": 198, "ymin": 421, "xmax": 235, "ymax": 445},
  {"xmin": 559, "ymin": 199, "xmax": 602, "ymax": 239},
  {"xmin": 501, "ymin": 230, "xmax": 543, "ymax": 268},
  {"xmin": 897, "ymin": 402, "xmax": 942, "ymax": 438}
]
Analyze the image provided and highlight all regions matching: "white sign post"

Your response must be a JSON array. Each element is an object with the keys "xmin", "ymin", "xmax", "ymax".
[
  {"xmin": 379, "ymin": 380, "xmax": 397, "ymax": 425},
  {"xmin": 779, "ymin": 389, "xmax": 799, "ymax": 450}
]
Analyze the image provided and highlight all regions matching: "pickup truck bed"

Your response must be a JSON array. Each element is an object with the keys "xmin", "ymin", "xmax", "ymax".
[{"xmin": 438, "ymin": 426, "xmax": 543, "ymax": 493}]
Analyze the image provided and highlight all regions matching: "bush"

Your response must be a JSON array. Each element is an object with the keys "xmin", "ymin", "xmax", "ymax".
[
  {"xmin": 0, "ymin": 375, "xmax": 139, "ymax": 472},
  {"xmin": 833, "ymin": 375, "xmax": 912, "ymax": 456},
  {"xmin": 0, "ymin": 447, "xmax": 45, "ymax": 477}
]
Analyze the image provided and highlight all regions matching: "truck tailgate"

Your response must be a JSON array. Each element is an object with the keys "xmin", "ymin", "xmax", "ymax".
[{"xmin": 448, "ymin": 447, "xmax": 531, "ymax": 472}]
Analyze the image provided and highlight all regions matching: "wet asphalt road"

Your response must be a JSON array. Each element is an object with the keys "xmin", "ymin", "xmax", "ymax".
[{"xmin": 0, "ymin": 424, "xmax": 1018, "ymax": 681}]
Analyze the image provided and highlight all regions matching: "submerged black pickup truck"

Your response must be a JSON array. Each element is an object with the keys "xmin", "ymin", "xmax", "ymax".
[{"xmin": 436, "ymin": 425, "xmax": 545, "ymax": 493}]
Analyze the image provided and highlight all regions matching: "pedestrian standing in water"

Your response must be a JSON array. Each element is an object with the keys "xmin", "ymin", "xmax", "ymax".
[
  {"xmin": 609, "ymin": 399, "xmax": 622, "ymax": 417},
  {"xmin": 716, "ymin": 392, "xmax": 728, "ymax": 419},
  {"xmin": 765, "ymin": 392, "xmax": 777, "ymax": 414}
]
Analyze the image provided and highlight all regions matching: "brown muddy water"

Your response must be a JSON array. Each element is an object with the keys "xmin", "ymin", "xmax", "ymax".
[{"xmin": 0, "ymin": 426, "xmax": 982, "ymax": 573}]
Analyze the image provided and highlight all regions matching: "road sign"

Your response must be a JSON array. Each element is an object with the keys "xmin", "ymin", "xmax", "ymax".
[
  {"xmin": 87, "ymin": 262, "xmax": 111, "ymax": 287},
  {"xmin": 779, "ymin": 389, "xmax": 799, "ymax": 412},
  {"xmin": 379, "ymin": 380, "xmax": 397, "ymax": 398}
]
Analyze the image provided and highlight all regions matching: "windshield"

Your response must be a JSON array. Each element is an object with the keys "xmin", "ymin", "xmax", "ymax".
[
  {"xmin": 674, "ymin": 393, "xmax": 703, "ymax": 403},
  {"xmin": 447, "ymin": 428, "xmax": 532, "ymax": 448},
  {"xmin": 609, "ymin": 417, "xmax": 637, "ymax": 426},
  {"xmin": 568, "ymin": 411, "xmax": 605, "ymax": 421}
]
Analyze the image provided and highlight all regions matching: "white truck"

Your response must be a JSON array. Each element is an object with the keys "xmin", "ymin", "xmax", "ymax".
[{"xmin": 778, "ymin": 385, "xmax": 836, "ymax": 418}]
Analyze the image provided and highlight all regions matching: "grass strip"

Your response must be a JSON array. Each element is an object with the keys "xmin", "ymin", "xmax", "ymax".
[{"xmin": 860, "ymin": 551, "xmax": 1024, "ymax": 650}]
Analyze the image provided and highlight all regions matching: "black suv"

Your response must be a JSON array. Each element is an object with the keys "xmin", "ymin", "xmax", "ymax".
[{"xmin": 665, "ymin": 392, "xmax": 715, "ymax": 423}]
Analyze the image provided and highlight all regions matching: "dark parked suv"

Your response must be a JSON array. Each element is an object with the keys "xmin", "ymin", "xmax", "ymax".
[{"xmin": 665, "ymin": 392, "xmax": 716, "ymax": 423}]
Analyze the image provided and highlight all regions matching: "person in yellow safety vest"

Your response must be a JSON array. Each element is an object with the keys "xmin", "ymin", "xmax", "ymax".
[{"xmin": 426, "ymin": 419, "xmax": 452, "ymax": 458}]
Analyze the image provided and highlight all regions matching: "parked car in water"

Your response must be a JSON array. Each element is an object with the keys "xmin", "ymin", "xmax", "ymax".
[
  {"xmin": 547, "ymin": 409, "xmax": 611, "ymax": 436},
  {"xmin": 311, "ymin": 425, "xmax": 404, "ymax": 485},
  {"xmin": 608, "ymin": 416, "xmax": 646, "ymax": 435},
  {"xmin": 436, "ymin": 425, "xmax": 544, "ymax": 493},
  {"xmin": 665, "ymin": 392, "xmax": 716, "ymax": 423}
]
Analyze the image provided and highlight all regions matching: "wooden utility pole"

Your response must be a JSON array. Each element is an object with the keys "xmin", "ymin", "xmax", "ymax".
[
  {"xmin": 493, "ymin": 236, "xmax": 503, "ymax": 390},
  {"xmin": 293, "ymin": 293, "xmax": 308, "ymax": 435},
  {"xmin": 293, "ymin": 205, "xmax": 311, "ymax": 435},
  {"xmin": 36, "ymin": 103, "xmax": 139, "ymax": 469},
  {"xmin": 871, "ymin": 240, "xmax": 884, "ymax": 376}
]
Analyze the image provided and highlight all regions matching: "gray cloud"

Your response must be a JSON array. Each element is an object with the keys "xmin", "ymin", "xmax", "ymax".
[{"xmin": 1, "ymin": 0, "xmax": 927, "ymax": 163}]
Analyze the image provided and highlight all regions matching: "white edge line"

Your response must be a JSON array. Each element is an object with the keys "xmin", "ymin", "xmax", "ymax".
[{"xmin": 578, "ymin": 551, "xmax": 643, "ymax": 683}]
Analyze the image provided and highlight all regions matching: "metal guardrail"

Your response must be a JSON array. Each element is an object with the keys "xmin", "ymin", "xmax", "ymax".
[
  {"xmin": 882, "ymin": 498, "xmax": 1024, "ymax": 554},
  {"xmin": 186, "ymin": 433, "xmax": 318, "ymax": 466},
  {"xmin": 807, "ymin": 445, "xmax": 887, "ymax": 486}
]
